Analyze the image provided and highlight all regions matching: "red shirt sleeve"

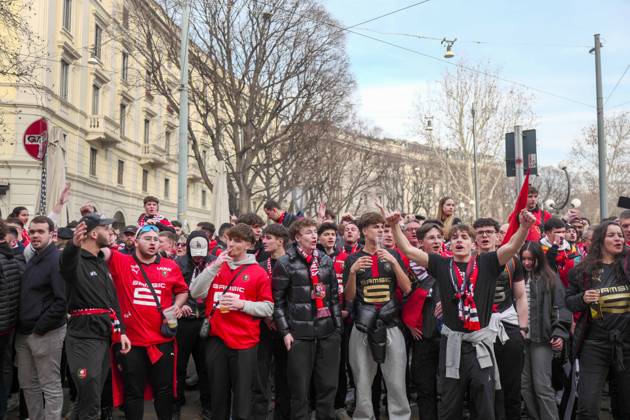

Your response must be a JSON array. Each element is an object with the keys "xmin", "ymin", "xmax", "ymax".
[
  {"xmin": 170, "ymin": 263, "xmax": 189, "ymax": 295},
  {"xmin": 256, "ymin": 270, "xmax": 273, "ymax": 303}
]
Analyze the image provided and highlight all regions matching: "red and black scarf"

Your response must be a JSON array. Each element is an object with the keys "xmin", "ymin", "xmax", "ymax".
[
  {"xmin": 449, "ymin": 257, "xmax": 480, "ymax": 331},
  {"xmin": 296, "ymin": 246, "xmax": 331, "ymax": 318}
]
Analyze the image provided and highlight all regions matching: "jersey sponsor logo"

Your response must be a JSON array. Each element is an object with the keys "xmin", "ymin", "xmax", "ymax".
[
  {"xmin": 363, "ymin": 284, "xmax": 391, "ymax": 303},
  {"xmin": 132, "ymin": 287, "xmax": 161, "ymax": 306}
]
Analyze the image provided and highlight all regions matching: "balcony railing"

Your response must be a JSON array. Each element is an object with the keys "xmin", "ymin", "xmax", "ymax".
[{"xmin": 86, "ymin": 115, "xmax": 121, "ymax": 146}]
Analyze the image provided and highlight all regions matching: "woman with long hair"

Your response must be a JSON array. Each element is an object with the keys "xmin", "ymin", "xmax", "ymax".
[
  {"xmin": 566, "ymin": 221, "xmax": 630, "ymax": 419},
  {"xmin": 435, "ymin": 197, "xmax": 460, "ymax": 240},
  {"xmin": 520, "ymin": 242, "xmax": 571, "ymax": 420}
]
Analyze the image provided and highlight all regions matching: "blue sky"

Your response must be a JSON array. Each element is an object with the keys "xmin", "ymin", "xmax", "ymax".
[{"xmin": 323, "ymin": 0, "xmax": 630, "ymax": 166}]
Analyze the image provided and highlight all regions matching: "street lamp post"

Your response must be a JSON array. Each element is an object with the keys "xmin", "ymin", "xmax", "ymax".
[{"xmin": 471, "ymin": 107, "xmax": 480, "ymax": 220}]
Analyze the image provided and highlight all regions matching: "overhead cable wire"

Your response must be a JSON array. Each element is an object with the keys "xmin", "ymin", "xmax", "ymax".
[
  {"xmin": 604, "ymin": 63, "xmax": 630, "ymax": 105},
  {"xmin": 355, "ymin": 27, "xmax": 592, "ymax": 48},
  {"xmin": 258, "ymin": 0, "xmax": 595, "ymax": 108}
]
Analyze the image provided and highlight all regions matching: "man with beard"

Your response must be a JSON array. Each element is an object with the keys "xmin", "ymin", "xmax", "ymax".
[
  {"xmin": 386, "ymin": 205, "xmax": 535, "ymax": 420},
  {"xmin": 104, "ymin": 224, "xmax": 188, "ymax": 420},
  {"xmin": 526, "ymin": 186, "xmax": 551, "ymax": 242},
  {"xmin": 119, "ymin": 226, "xmax": 137, "ymax": 255},
  {"xmin": 273, "ymin": 218, "xmax": 342, "ymax": 420},
  {"xmin": 16, "ymin": 216, "xmax": 67, "ymax": 420},
  {"xmin": 61, "ymin": 213, "xmax": 131, "ymax": 419},
  {"xmin": 251, "ymin": 224, "xmax": 290, "ymax": 420},
  {"xmin": 137, "ymin": 196, "xmax": 174, "ymax": 233},
  {"xmin": 473, "ymin": 218, "xmax": 527, "ymax": 420},
  {"xmin": 173, "ymin": 231, "xmax": 216, "ymax": 420}
]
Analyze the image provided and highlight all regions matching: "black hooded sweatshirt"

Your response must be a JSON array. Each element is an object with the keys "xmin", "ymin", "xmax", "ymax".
[
  {"xmin": 175, "ymin": 231, "xmax": 216, "ymax": 318},
  {"xmin": 60, "ymin": 243, "xmax": 125, "ymax": 340}
]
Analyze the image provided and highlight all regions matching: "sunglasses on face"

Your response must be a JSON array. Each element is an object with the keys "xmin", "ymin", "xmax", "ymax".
[{"xmin": 135, "ymin": 224, "xmax": 159, "ymax": 238}]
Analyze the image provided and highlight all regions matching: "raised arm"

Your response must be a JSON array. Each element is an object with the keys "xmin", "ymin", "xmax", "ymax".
[
  {"xmin": 376, "ymin": 203, "xmax": 429, "ymax": 267},
  {"xmin": 497, "ymin": 209, "xmax": 536, "ymax": 266}
]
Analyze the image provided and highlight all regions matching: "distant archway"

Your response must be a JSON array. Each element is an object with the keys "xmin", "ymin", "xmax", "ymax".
[{"xmin": 112, "ymin": 211, "xmax": 126, "ymax": 230}]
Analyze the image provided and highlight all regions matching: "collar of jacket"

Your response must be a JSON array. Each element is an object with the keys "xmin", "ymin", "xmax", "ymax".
[
  {"xmin": 0, "ymin": 241, "xmax": 14, "ymax": 259},
  {"xmin": 29, "ymin": 242, "xmax": 56, "ymax": 264}
]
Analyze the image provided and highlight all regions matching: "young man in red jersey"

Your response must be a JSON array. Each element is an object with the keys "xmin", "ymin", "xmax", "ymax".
[
  {"xmin": 137, "ymin": 196, "xmax": 174, "ymax": 233},
  {"xmin": 190, "ymin": 224, "xmax": 273, "ymax": 420},
  {"xmin": 525, "ymin": 186, "xmax": 551, "ymax": 241},
  {"xmin": 104, "ymin": 224, "xmax": 188, "ymax": 420}
]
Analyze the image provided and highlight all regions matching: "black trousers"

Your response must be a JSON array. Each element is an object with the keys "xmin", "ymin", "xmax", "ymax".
[
  {"xmin": 287, "ymin": 333, "xmax": 341, "ymax": 420},
  {"xmin": 334, "ymin": 322, "xmax": 353, "ymax": 410},
  {"xmin": 206, "ymin": 336, "xmax": 258, "ymax": 420},
  {"xmin": 438, "ymin": 337, "xmax": 496, "ymax": 420},
  {"xmin": 0, "ymin": 331, "xmax": 14, "ymax": 419},
  {"xmin": 272, "ymin": 330, "xmax": 291, "ymax": 420},
  {"xmin": 115, "ymin": 341, "xmax": 175, "ymax": 420},
  {"xmin": 251, "ymin": 322, "xmax": 275, "ymax": 420},
  {"xmin": 493, "ymin": 325, "xmax": 524, "ymax": 420},
  {"xmin": 576, "ymin": 338, "xmax": 630, "ymax": 420},
  {"xmin": 175, "ymin": 318, "xmax": 210, "ymax": 411},
  {"xmin": 411, "ymin": 335, "xmax": 440, "ymax": 420},
  {"xmin": 65, "ymin": 335, "xmax": 110, "ymax": 420}
]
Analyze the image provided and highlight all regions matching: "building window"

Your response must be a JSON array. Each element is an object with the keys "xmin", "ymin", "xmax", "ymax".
[
  {"xmin": 143, "ymin": 119, "xmax": 150, "ymax": 144},
  {"xmin": 164, "ymin": 178, "xmax": 170, "ymax": 199},
  {"xmin": 201, "ymin": 189, "xmax": 207, "ymax": 208},
  {"xmin": 117, "ymin": 160, "xmax": 124, "ymax": 185},
  {"xmin": 165, "ymin": 130, "xmax": 171, "ymax": 154},
  {"xmin": 60, "ymin": 60, "xmax": 69, "ymax": 100},
  {"xmin": 89, "ymin": 147, "xmax": 97, "ymax": 176},
  {"xmin": 119, "ymin": 103, "xmax": 126, "ymax": 136},
  {"xmin": 62, "ymin": 0, "xmax": 72, "ymax": 31},
  {"xmin": 142, "ymin": 169, "xmax": 148, "ymax": 192},
  {"xmin": 91, "ymin": 84, "xmax": 100, "ymax": 114},
  {"xmin": 93, "ymin": 23, "xmax": 102, "ymax": 59},
  {"xmin": 121, "ymin": 51, "xmax": 128, "ymax": 82}
]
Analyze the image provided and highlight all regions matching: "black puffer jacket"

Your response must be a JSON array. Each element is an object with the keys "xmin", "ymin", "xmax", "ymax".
[
  {"xmin": 272, "ymin": 245, "xmax": 342, "ymax": 339},
  {"xmin": 176, "ymin": 231, "xmax": 216, "ymax": 318},
  {"xmin": 0, "ymin": 242, "xmax": 24, "ymax": 333}
]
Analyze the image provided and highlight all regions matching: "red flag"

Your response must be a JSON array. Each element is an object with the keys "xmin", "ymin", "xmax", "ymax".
[{"xmin": 501, "ymin": 173, "xmax": 530, "ymax": 245}]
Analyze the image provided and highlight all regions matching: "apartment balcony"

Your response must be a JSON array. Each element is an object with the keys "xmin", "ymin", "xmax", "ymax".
[
  {"xmin": 86, "ymin": 115, "xmax": 121, "ymax": 146},
  {"xmin": 140, "ymin": 144, "xmax": 168, "ymax": 168}
]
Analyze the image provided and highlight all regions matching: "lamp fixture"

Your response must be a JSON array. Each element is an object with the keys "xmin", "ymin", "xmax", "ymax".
[{"xmin": 441, "ymin": 38, "xmax": 457, "ymax": 59}]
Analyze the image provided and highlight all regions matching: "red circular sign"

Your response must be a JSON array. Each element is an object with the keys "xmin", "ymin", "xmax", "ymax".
[{"xmin": 22, "ymin": 118, "xmax": 49, "ymax": 161}]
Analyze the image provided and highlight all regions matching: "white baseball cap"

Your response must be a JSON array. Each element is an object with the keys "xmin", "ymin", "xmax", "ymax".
[{"xmin": 189, "ymin": 236, "xmax": 208, "ymax": 257}]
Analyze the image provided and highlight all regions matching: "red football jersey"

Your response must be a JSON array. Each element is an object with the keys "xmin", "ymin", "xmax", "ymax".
[
  {"xmin": 205, "ymin": 263, "xmax": 272, "ymax": 350},
  {"xmin": 108, "ymin": 250, "xmax": 188, "ymax": 346}
]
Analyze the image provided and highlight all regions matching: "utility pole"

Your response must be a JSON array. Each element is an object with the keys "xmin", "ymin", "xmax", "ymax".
[
  {"xmin": 471, "ymin": 107, "xmax": 480, "ymax": 220},
  {"xmin": 593, "ymin": 33, "xmax": 607, "ymax": 219},
  {"xmin": 514, "ymin": 125, "xmax": 524, "ymax": 193},
  {"xmin": 177, "ymin": 0, "xmax": 191, "ymax": 223}
]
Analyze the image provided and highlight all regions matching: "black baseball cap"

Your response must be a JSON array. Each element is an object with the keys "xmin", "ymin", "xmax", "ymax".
[
  {"xmin": 123, "ymin": 225, "xmax": 138, "ymax": 234},
  {"xmin": 57, "ymin": 227, "xmax": 74, "ymax": 240},
  {"xmin": 79, "ymin": 213, "xmax": 115, "ymax": 232}
]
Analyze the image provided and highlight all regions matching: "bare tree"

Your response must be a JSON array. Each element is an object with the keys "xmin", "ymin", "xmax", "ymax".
[
  {"xmin": 124, "ymin": 0, "xmax": 354, "ymax": 214},
  {"xmin": 571, "ymin": 111, "xmax": 630, "ymax": 217},
  {"xmin": 413, "ymin": 62, "xmax": 535, "ymax": 218}
]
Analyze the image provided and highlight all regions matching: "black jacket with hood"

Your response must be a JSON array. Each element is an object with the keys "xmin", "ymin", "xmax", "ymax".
[
  {"xmin": 0, "ymin": 242, "xmax": 24, "ymax": 333},
  {"xmin": 176, "ymin": 231, "xmax": 216, "ymax": 318}
]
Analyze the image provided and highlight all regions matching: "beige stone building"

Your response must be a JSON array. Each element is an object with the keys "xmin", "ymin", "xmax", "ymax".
[{"xmin": 0, "ymin": 0, "xmax": 216, "ymax": 229}]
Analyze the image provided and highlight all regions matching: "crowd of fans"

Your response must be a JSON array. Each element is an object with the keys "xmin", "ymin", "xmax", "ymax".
[{"xmin": 0, "ymin": 186, "xmax": 628, "ymax": 420}]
